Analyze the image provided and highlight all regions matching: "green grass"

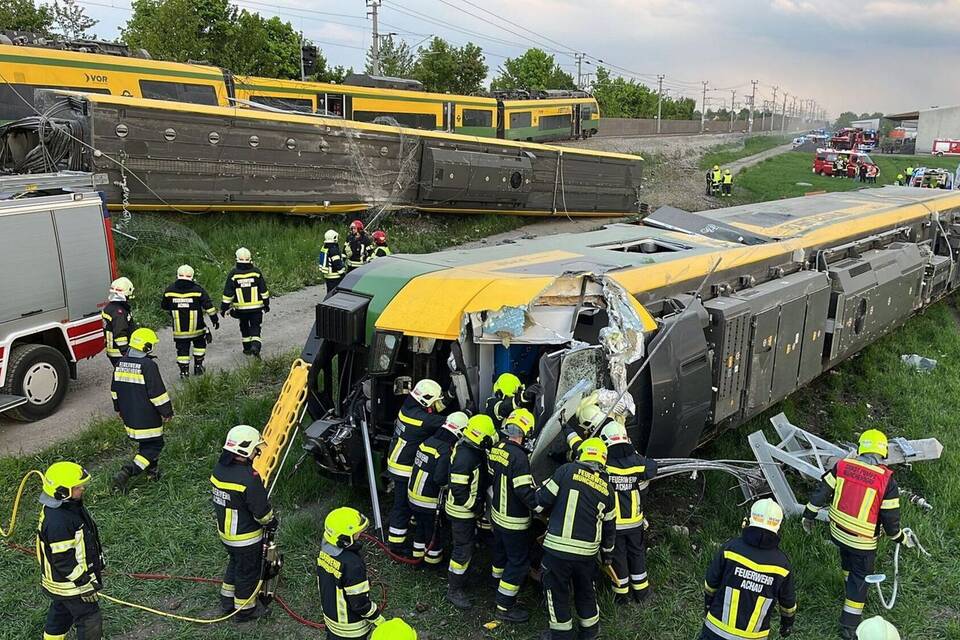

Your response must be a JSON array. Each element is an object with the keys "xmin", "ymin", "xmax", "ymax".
[
  {"xmin": 3, "ymin": 297, "xmax": 960, "ymax": 638},
  {"xmin": 731, "ymin": 151, "xmax": 960, "ymax": 204},
  {"xmin": 699, "ymin": 135, "xmax": 794, "ymax": 171},
  {"xmin": 117, "ymin": 212, "xmax": 527, "ymax": 328}
]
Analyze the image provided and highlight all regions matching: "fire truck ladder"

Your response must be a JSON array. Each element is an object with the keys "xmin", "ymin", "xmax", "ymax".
[{"xmin": 0, "ymin": 171, "xmax": 108, "ymax": 196}]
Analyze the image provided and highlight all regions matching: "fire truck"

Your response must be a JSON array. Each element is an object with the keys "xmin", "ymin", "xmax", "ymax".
[
  {"xmin": 830, "ymin": 127, "xmax": 876, "ymax": 151},
  {"xmin": 0, "ymin": 173, "xmax": 115, "ymax": 421},
  {"xmin": 932, "ymin": 139, "xmax": 960, "ymax": 157}
]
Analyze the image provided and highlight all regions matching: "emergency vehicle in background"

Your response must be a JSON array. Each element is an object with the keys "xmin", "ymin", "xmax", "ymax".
[
  {"xmin": 0, "ymin": 173, "xmax": 115, "ymax": 421},
  {"xmin": 812, "ymin": 148, "xmax": 878, "ymax": 178},
  {"xmin": 932, "ymin": 139, "xmax": 960, "ymax": 157},
  {"xmin": 830, "ymin": 127, "xmax": 876, "ymax": 151}
]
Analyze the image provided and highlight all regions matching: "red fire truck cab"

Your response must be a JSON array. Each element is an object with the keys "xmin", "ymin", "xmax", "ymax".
[
  {"xmin": 932, "ymin": 139, "xmax": 960, "ymax": 157},
  {"xmin": 813, "ymin": 149, "xmax": 878, "ymax": 177},
  {"xmin": 0, "ymin": 173, "xmax": 116, "ymax": 421}
]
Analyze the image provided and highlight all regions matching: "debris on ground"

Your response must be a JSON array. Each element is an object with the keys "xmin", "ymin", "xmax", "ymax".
[{"xmin": 901, "ymin": 354, "xmax": 938, "ymax": 372}]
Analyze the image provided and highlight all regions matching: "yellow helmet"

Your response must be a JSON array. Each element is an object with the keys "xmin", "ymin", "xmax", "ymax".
[
  {"xmin": 43, "ymin": 461, "xmax": 91, "ymax": 500},
  {"xmin": 577, "ymin": 437, "xmax": 608, "ymax": 466},
  {"xmin": 129, "ymin": 327, "xmax": 159, "ymax": 353},
  {"xmin": 724, "ymin": 168, "xmax": 732, "ymax": 175},
  {"xmin": 713, "ymin": 164, "xmax": 720, "ymax": 171},
  {"xmin": 463, "ymin": 414, "xmax": 497, "ymax": 447},
  {"xmin": 492, "ymin": 373, "xmax": 523, "ymax": 397},
  {"xmin": 502, "ymin": 408, "xmax": 535, "ymax": 438},
  {"xmin": 323, "ymin": 506, "xmax": 369, "ymax": 548},
  {"xmin": 371, "ymin": 618, "xmax": 418, "ymax": 640},
  {"xmin": 859, "ymin": 429, "xmax": 888, "ymax": 458}
]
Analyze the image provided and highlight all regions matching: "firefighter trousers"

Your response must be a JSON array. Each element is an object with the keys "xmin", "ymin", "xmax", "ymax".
[
  {"xmin": 447, "ymin": 517, "xmax": 477, "ymax": 589},
  {"xmin": 491, "ymin": 525, "xmax": 531, "ymax": 611},
  {"xmin": 611, "ymin": 528, "xmax": 649, "ymax": 598},
  {"xmin": 174, "ymin": 335, "xmax": 207, "ymax": 367},
  {"xmin": 235, "ymin": 311, "xmax": 263, "ymax": 354},
  {"xmin": 541, "ymin": 551, "xmax": 600, "ymax": 640},
  {"xmin": 387, "ymin": 472, "xmax": 412, "ymax": 548},
  {"xmin": 123, "ymin": 435, "xmax": 164, "ymax": 476},
  {"xmin": 43, "ymin": 594, "xmax": 102, "ymax": 640},
  {"xmin": 324, "ymin": 277, "xmax": 342, "ymax": 296},
  {"xmin": 410, "ymin": 505, "xmax": 444, "ymax": 566},
  {"xmin": 221, "ymin": 542, "xmax": 263, "ymax": 612},
  {"xmin": 835, "ymin": 540, "xmax": 875, "ymax": 629}
]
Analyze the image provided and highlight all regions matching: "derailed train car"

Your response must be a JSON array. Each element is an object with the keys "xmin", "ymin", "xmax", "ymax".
[
  {"xmin": 0, "ymin": 91, "xmax": 642, "ymax": 216},
  {"xmin": 286, "ymin": 186, "xmax": 960, "ymax": 483}
]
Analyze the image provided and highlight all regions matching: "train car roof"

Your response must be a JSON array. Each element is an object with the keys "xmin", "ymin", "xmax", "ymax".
[
  {"xmin": 355, "ymin": 187, "xmax": 960, "ymax": 339},
  {"xmin": 0, "ymin": 43, "xmax": 225, "ymax": 79}
]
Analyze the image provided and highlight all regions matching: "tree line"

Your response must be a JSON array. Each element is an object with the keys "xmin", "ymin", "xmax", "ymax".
[{"xmin": 3, "ymin": 0, "xmax": 699, "ymax": 120}]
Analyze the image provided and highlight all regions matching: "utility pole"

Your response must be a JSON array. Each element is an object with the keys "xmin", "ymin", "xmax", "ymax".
[
  {"xmin": 791, "ymin": 95, "xmax": 797, "ymax": 126},
  {"xmin": 770, "ymin": 86, "xmax": 779, "ymax": 132},
  {"xmin": 366, "ymin": 0, "xmax": 381, "ymax": 75},
  {"xmin": 748, "ymin": 80, "xmax": 758, "ymax": 133},
  {"xmin": 781, "ymin": 92, "xmax": 788, "ymax": 132},
  {"xmin": 701, "ymin": 81, "xmax": 708, "ymax": 133},
  {"xmin": 729, "ymin": 89, "xmax": 736, "ymax": 133},
  {"xmin": 656, "ymin": 74, "xmax": 665, "ymax": 134},
  {"xmin": 299, "ymin": 31, "xmax": 306, "ymax": 81},
  {"xmin": 574, "ymin": 53, "xmax": 586, "ymax": 90}
]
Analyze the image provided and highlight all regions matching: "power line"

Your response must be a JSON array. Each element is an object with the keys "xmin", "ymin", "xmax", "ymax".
[{"xmin": 433, "ymin": 0, "xmax": 572, "ymax": 58}]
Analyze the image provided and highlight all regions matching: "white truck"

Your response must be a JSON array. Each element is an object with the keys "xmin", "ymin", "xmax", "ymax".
[{"xmin": 0, "ymin": 172, "xmax": 115, "ymax": 421}]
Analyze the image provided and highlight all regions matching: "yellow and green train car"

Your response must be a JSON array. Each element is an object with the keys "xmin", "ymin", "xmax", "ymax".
[{"xmin": 501, "ymin": 97, "xmax": 599, "ymax": 142}]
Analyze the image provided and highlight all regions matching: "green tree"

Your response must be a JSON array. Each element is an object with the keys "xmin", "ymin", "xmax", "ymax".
[
  {"xmin": 491, "ymin": 48, "xmax": 575, "ymax": 92},
  {"xmin": 366, "ymin": 34, "xmax": 414, "ymax": 77},
  {"xmin": 219, "ymin": 10, "xmax": 301, "ymax": 78},
  {"xmin": 0, "ymin": 0, "xmax": 53, "ymax": 34},
  {"xmin": 411, "ymin": 38, "xmax": 487, "ymax": 94},
  {"xmin": 51, "ymin": 0, "xmax": 96, "ymax": 38},
  {"xmin": 312, "ymin": 49, "xmax": 351, "ymax": 84},
  {"xmin": 832, "ymin": 111, "xmax": 859, "ymax": 130}
]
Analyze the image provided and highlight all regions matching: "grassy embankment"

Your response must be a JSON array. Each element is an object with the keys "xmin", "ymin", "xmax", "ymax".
[{"xmin": 699, "ymin": 134, "xmax": 794, "ymax": 171}]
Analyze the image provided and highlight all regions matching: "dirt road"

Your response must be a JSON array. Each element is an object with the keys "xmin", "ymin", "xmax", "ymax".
[{"xmin": 0, "ymin": 132, "xmax": 796, "ymax": 456}]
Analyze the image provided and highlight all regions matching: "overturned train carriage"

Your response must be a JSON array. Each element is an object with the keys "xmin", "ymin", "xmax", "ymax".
[
  {"xmin": 292, "ymin": 187, "xmax": 960, "ymax": 482},
  {"xmin": 0, "ymin": 91, "xmax": 642, "ymax": 216}
]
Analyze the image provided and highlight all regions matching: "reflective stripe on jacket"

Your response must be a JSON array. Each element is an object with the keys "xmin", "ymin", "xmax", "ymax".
[
  {"xmin": 111, "ymin": 355, "xmax": 172, "ymax": 434},
  {"xmin": 221, "ymin": 263, "xmax": 269, "ymax": 312},
  {"xmin": 210, "ymin": 454, "xmax": 274, "ymax": 547},
  {"xmin": 317, "ymin": 543, "xmax": 381, "ymax": 637},
  {"xmin": 537, "ymin": 461, "xmax": 616, "ymax": 558}
]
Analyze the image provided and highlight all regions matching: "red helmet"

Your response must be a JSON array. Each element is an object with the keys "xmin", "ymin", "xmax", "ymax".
[
  {"xmin": 372, "ymin": 230, "xmax": 387, "ymax": 245},
  {"xmin": 349, "ymin": 220, "xmax": 364, "ymax": 232}
]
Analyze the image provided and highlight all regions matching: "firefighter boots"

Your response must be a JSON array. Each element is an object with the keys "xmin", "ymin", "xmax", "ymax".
[
  {"xmin": 112, "ymin": 467, "xmax": 132, "ymax": 492},
  {"xmin": 235, "ymin": 601, "xmax": 271, "ymax": 623},
  {"xmin": 446, "ymin": 584, "xmax": 472, "ymax": 610},
  {"xmin": 194, "ymin": 361, "xmax": 206, "ymax": 376},
  {"xmin": 220, "ymin": 595, "xmax": 234, "ymax": 614},
  {"xmin": 178, "ymin": 363, "xmax": 190, "ymax": 379},
  {"xmin": 496, "ymin": 606, "xmax": 530, "ymax": 623}
]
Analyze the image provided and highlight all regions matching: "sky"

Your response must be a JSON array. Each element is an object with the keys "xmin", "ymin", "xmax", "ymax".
[{"xmin": 76, "ymin": 0, "xmax": 960, "ymax": 118}]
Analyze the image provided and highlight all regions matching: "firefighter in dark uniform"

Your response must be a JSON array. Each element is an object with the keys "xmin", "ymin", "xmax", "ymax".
[
  {"xmin": 803, "ymin": 429, "xmax": 915, "ymax": 639},
  {"xmin": 701, "ymin": 499, "xmax": 797, "ymax": 640},
  {"xmin": 722, "ymin": 168, "xmax": 734, "ymax": 197},
  {"xmin": 369, "ymin": 231, "xmax": 392, "ymax": 259},
  {"xmin": 160, "ymin": 264, "xmax": 218, "ymax": 378},
  {"xmin": 561, "ymin": 399, "xmax": 605, "ymax": 454},
  {"xmin": 536, "ymin": 438, "xmax": 616, "ymax": 640},
  {"xmin": 387, "ymin": 379, "xmax": 448, "ymax": 555},
  {"xmin": 221, "ymin": 247, "xmax": 270, "ymax": 357},
  {"xmin": 318, "ymin": 230, "xmax": 347, "ymax": 295},
  {"xmin": 445, "ymin": 414, "xmax": 498, "ymax": 610},
  {"xmin": 489, "ymin": 408, "xmax": 540, "ymax": 623},
  {"xmin": 344, "ymin": 220, "xmax": 372, "ymax": 271},
  {"xmin": 600, "ymin": 420, "xmax": 657, "ymax": 603},
  {"xmin": 211, "ymin": 424, "xmax": 276, "ymax": 621},
  {"xmin": 317, "ymin": 506, "xmax": 386, "ymax": 639},
  {"xmin": 101, "ymin": 277, "xmax": 136, "ymax": 367},
  {"xmin": 484, "ymin": 373, "xmax": 539, "ymax": 430},
  {"xmin": 407, "ymin": 411, "xmax": 468, "ymax": 567},
  {"xmin": 37, "ymin": 461, "xmax": 105, "ymax": 640},
  {"xmin": 110, "ymin": 328, "xmax": 173, "ymax": 491}
]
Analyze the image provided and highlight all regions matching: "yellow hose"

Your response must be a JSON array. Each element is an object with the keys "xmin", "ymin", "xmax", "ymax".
[
  {"xmin": 99, "ymin": 581, "xmax": 263, "ymax": 623},
  {"xmin": 0, "ymin": 470, "xmax": 45, "ymax": 538}
]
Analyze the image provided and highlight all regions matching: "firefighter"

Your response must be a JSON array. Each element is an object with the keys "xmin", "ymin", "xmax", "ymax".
[
  {"xmin": 701, "ymin": 499, "xmax": 797, "ymax": 640},
  {"xmin": 211, "ymin": 425, "xmax": 276, "ymax": 621},
  {"xmin": 536, "ymin": 438, "xmax": 616, "ymax": 640},
  {"xmin": 445, "ymin": 414, "xmax": 497, "ymax": 610},
  {"xmin": 562, "ymin": 401, "xmax": 605, "ymax": 453},
  {"xmin": 484, "ymin": 372, "xmax": 539, "ymax": 430},
  {"xmin": 600, "ymin": 420, "xmax": 657, "ymax": 604},
  {"xmin": 102, "ymin": 277, "xmax": 136, "ymax": 367},
  {"xmin": 161, "ymin": 264, "xmax": 218, "ymax": 379},
  {"xmin": 489, "ymin": 408, "xmax": 539, "ymax": 623},
  {"xmin": 711, "ymin": 164, "xmax": 722, "ymax": 195},
  {"xmin": 317, "ymin": 507, "xmax": 386, "ymax": 639},
  {"xmin": 369, "ymin": 230, "xmax": 392, "ymax": 259},
  {"xmin": 387, "ymin": 379, "xmax": 448, "ymax": 555},
  {"xmin": 802, "ymin": 429, "xmax": 915, "ymax": 639},
  {"xmin": 110, "ymin": 328, "xmax": 173, "ymax": 491},
  {"xmin": 344, "ymin": 220, "xmax": 372, "ymax": 270},
  {"xmin": 371, "ymin": 618, "xmax": 417, "ymax": 639},
  {"xmin": 722, "ymin": 168, "xmax": 734, "ymax": 197},
  {"xmin": 318, "ymin": 230, "xmax": 347, "ymax": 295},
  {"xmin": 407, "ymin": 411, "xmax": 469, "ymax": 567},
  {"xmin": 221, "ymin": 247, "xmax": 270, "ymax": 358},
  {"xmin": 905, "ymin": 166, "xmax": 914, "ymax": 186},
  {"xmin": 895, "ymin": 173, "xmax": 904, "ymax": 186},
  {"xmin": 37, "ymin": 461, "xmax": 105, "ymax": 640},
  {"xmin": 857, "ymin": 617, "xmax": 899, "ymax": 640}
]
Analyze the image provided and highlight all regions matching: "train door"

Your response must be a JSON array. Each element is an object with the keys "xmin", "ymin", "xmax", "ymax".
[
  {"xmin": 319, "ymin": 92, "xmax": 346, "ymax": 118},
  {"xmin": 444, "ymin": 101, "xmax": 454, "ymax": 132},
  {"xmin": 573, "ymin": 104, "xmax": 582, "ymax": 139},
  {"xmin": 496, "ymin": 100, "xmax": 506, "ymax": 138}
]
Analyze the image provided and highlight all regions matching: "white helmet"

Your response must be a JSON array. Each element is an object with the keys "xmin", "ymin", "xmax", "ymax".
[
  {"xmin": 223, "ymin": 424, "xmax": 265, "ymax": 458},
  {"xmin": 324, "ymin": 230, "xmax": 339, "ymax": 243},
  {"xmin": 177, "ymin": 264, "xmax": 195, "ymax": 280},
  {"xmin": 110, "ymin": 276, "xmax": 134, "ymax": 298},
  {"xmin": 442, "ymin": 411, "xmax": 469, "ymax": 435},
  {"xmin": 235, "ymin": 247, "xmax": 252, "ymax": 263},
  {"xmin": 577, "ymin": 403, "xmax": 605, "ymax": 432},
  {"xmin": 600, "ymin": 420, "xmax": 629, "ymax": 446},
  {"xmin": 748, "ymin": 498, "xmax": 784, "ymax": 534},
  {"xmin": 856, "ymin": 617, "xmax": 900, "ymax": 640},
  {"xmin": 411, "ymin": 379, "xmax": 442, "ymax": 408}
]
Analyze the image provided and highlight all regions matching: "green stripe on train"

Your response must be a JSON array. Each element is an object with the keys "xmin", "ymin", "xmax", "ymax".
[
  {"xmin": 235, "ymin": 81, "xmax": 496, "ymax": 107},
  {"xmin": 504, "ymin": 125, "xmax": 572, "ymax": 141},
  {"xmin": 0, "ymin": 53, "xmax": 224, "ymax": 82},
  {"xmin": 348, "ymin": 257, "xmax": 446, "ymax": 340}
]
